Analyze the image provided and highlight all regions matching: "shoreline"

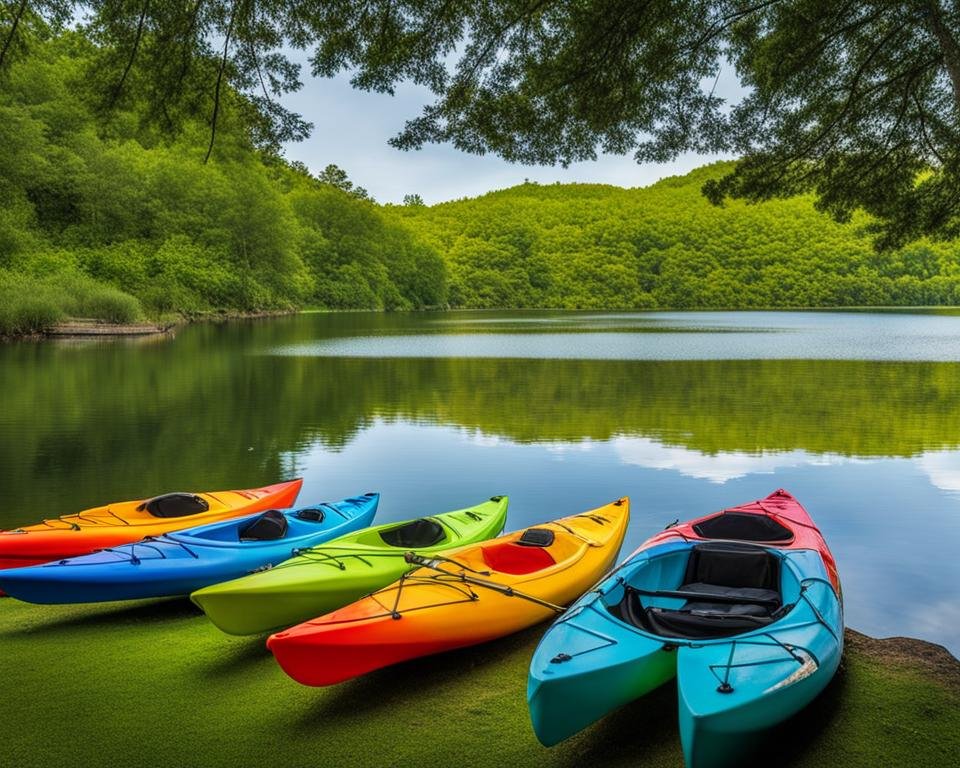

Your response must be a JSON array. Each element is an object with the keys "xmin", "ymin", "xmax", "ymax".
[
  {"xmin": 1, "ymin": 309, "xmax": 298, "ymax": 343},
  {"xmin": 845, "ymin": 628, "xmax": 959, "ymax": 688},
  {"xmin": 7, "ymin": 304, "xmax": 960, "ymax": 343}
]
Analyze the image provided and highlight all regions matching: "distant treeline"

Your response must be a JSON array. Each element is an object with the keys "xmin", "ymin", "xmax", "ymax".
[
  {"xmin": 389, "ymin": 168, "xmax": 960, "ymax": 310},
  {"xmin": 5, "ymin": 31, "xmax": 960, "ymax": 335}
]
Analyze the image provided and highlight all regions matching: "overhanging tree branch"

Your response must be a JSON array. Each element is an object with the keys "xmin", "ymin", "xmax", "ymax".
[
  {"xmin": 109, "ymin": 0, "xmax": 151, "ymax": 108},
  {"xmin": 0, "ymin": 0, "xmax": 29, "ymax": 71},
  {"xmin": 205, "ymin": 0, "xmax": 238, "ymax": 164}
]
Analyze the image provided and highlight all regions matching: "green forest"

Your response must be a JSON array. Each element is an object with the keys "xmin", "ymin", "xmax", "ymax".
[
  {"xmin": 0, "ymin": 31, "xmax": 445, "ymax": 335},
  {"xmin": 391, "ymin": 174, "xmax": 960, "ymax": 310},
  {"xmin": 6, "ymin": 31, "xmax": 960, "ymax": 336}
]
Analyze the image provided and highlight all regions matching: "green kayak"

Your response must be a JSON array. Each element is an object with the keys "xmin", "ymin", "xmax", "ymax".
[{"xmin": 191, "ymin": 496, "xmax": 508, "ymax": 635}]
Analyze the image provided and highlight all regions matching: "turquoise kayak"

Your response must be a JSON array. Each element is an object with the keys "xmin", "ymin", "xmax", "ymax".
[{"xmin": 528, "ymin": 490, "xmax": 843, "ymax": 767}]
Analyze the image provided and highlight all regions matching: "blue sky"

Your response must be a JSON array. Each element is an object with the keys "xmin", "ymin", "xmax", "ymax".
[{"xmin": 279, "ymin": 58, "xmax": 744, "ymax": 204}]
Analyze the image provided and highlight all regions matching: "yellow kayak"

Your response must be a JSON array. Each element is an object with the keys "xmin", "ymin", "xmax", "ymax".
[{"xmin": 267, "ymin": 497, "xmax": 630, "ymax": 686}]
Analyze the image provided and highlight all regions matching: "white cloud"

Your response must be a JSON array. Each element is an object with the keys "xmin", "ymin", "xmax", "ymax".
[
  {"xmin": 611, "ymin": 437, "xmax": 852, "ymax": 484},
  {"xmin": 914, "ymin": 450, "xmax": 960, "ymax": 493}
]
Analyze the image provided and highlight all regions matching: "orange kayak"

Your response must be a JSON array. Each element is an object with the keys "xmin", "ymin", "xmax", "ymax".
[
  {"xmin": 0, "ymin": 479, "xmax": 303, "ymax": 572},
  {"xmin": 267, "ymin": 497, "xmax": 629, "ymax": 686}
]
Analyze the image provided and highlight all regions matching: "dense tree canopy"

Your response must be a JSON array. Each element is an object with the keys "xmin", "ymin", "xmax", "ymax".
[
  {"xmin": 5, "ymin": 2, "xmax": 960, "ymax": 248},
  {"xmin": 0, "ymin": 30, "xmax": 446, "ymax": 334},
  {"xmin": 390, "ymin": 166, "xmax": 960, "ymax": 309}
]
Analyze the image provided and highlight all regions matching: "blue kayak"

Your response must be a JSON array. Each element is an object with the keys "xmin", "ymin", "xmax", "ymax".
[
  {"xmin": 528, "ymin": 514, "xmax": 843, "ymax": 767},
  {"xmin": 0, "ymin": 493, "xmax": 379, "ymax": 604}
]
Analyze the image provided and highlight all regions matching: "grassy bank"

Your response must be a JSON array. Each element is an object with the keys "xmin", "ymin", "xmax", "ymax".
[
  {"xmin": 1, "ymin": 598, "xmax": 956, "ymax": 767},
  {"xmin": 0, "ymin": 271, "xmax": 143, "ymax": 336}
]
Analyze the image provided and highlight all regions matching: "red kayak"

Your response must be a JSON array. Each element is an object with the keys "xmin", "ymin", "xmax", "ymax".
[
  {"xmin": 641, "ymin": 488, "xmax": 841, "ymax": 593},
  {"xmin": 0, "ymin": 479, "xmax": 303, "ymax": 573}
]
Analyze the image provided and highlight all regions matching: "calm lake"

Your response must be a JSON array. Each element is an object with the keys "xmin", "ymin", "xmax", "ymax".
[{"xmin": 2, "ymin": 310, "xmax": 959, "ymax": 654}]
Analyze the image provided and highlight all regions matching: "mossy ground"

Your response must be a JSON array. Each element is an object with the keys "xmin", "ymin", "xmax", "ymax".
[{"xmin": 1, "ymin": 599, "xmax": 956, "ymax": 767}]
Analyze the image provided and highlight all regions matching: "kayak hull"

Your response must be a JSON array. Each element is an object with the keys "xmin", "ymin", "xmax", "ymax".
[
  {"xmin": 0, "ymin": 479, "xmax": 303, "ymax": 571},
  {"xmin": 678, "ymin": 570, "xmax": 843, "ymax": 768},
  {"xmin": 528, "ymin": 592, "xmax": 678, "ymax": 746},
  {"xmin": 268, "ymin": 498, "xmax": 630, "ymax": 686},
  {"xmin": 0, "ymin": 494, "xmax": 378, "ymax": 604},
  {"xmin": 193, "ymin": 496, "xmax": 510, "ymax": 635}
]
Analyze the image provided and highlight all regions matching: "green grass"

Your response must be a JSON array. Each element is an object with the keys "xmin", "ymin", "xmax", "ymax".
[{"xmin": 1, "ymin": 600, "xmax": 956, "ymax": 767}]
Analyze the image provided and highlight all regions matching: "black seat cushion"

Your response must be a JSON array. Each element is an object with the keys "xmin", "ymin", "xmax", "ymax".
[
  {"xmin": 643, "ymin": 603, "xmax": 777, "ymax": 638},
  {"xmin": 683, "ymin": 582, "xmax": 780, "ymax": 618},
  {"xmin": 379, "ymin": 518, "xmax": 445, "ymax": 548},
  {"xmin": 692, "ymin": 512, "xmax": 793, "ymax": 543},
  {"xmin": 139, "ymin": 493, "xmax": 210, "ymax": 518},
  {"xmin": 239, "ymin": 509, "xmax": 289, "ymax": 542},
  {"xmin": 682, "ymin": 541, "xmax": 780, "ymax": 593},
  {"xmin": 610, "ymin": 542, "xmax": 783, "ymax": 640}
]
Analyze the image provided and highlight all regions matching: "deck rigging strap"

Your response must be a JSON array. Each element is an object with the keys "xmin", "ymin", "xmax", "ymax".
[
  {"xmin": 403, "ymin": 551, "xmax": 492, "ymax": 576},
  {"xmin": 757, "ymin": 502, "xmax": 823, "ymax": 532},
  {"xmin": 319, "ymin": 503, "xmax": 349, "ymax": 519},
  {"xmin": 544, "ymin": 520, "xmax": 602, "ymax": 547},
  {"xmin": 404, "ymin": 553, "xmax": 566, "ymax": 613},
  {"xmin": 707, "ymin": 634, "xmax": 822, "ymax": 693},
  {"xmin": 94, "ymin": 535, "xmax": 199, "ymax": 564},
  {"xmin": 275, "ymin": 544, "xmax": 420, "ymax": 571},
  {"xmin": 39, "ymin": 516, "xmax": 81, "ymax": 531}
]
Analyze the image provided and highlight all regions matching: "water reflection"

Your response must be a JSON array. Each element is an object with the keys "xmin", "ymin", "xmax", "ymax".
[
  {"xmin": 1, "ymin": 311, "xmax": 959, "ymax": 652},
  {"xmin": 285, "ymin": 421, "xmax": 960, "ymax": 653}
]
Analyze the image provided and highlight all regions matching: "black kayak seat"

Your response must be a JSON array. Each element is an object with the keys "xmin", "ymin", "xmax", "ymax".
[
  {"xmin": 612, "ymin": 542, "xmax": 783, "ymax": 640},
  {"xmin": 682, "ymin": 541, "xmax": 780, "ymax": 592},
  {"xmin": 139, "ymin": 493, "xmax": 210, "ymax": 518},
  {"xmin": 239, "ymin": 509, "xmax": 289, "ymax": 542},
  {"xmin": 379, "ymin": 518, "xmax": 446, "ymax": 548},
  {"xmin": 692, "ymin": 511, "xmax": 793, "ymax": 543}
]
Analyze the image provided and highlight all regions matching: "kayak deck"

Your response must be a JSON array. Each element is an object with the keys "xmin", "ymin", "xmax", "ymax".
[{"xmin": 267, "ymin": 498, "xmax": 630, "ymax": 686}]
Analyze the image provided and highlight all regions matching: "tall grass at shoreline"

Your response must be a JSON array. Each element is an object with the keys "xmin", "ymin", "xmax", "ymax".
[{"xmin": 0, "ymin": 270, "xmax": 142, "ymax": 335}]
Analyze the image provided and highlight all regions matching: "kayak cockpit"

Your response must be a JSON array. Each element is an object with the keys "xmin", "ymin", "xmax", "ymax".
[
  {"xmin": 137, "ymin": 493, "xmax": 210, "ymax": 518},
  {"xmin": 480, "ymin": 528, "xmax": 559, "ymax": 575},
  {"xmin": 378, "ymin": 518, "xmax": 446, "ymax": 548},
  {"xmin": 238, "ymin": 510, "xmax": 288, "ymax": 541},
  {"xmin": 175, "ymin": 507, "xmax": 331, "ymax": 544},
  {"xmin": 691, "ymin": 511, "xmax": 793, "ymax": 543},
  {"xmin": 608, "ymin": 542, "xmax": 797, "ymax": 640}
]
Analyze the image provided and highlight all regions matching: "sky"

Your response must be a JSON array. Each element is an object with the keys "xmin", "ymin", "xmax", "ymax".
[{"xmin": 279, "ymin": 58, "xmax": 745, "ymax": 205}]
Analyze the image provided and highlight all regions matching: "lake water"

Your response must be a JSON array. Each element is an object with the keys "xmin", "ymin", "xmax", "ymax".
[{"xmin": 1, "ymin": 310, "xmax": 959, "ymax": 654}]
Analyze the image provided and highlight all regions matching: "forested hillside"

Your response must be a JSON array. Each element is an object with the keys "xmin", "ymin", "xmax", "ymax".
[
  {"xmin": 6, "ymin": 31, "xmax": 960, "ymax": 336},
  {"xmin": 390, "ymin": 168, "xmax": 960, "ymax": 309},
  {"xmin": 0, "ymin": 31, "xmax": 445, "ymax": 335}
]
